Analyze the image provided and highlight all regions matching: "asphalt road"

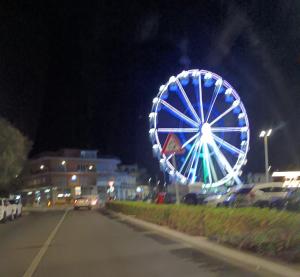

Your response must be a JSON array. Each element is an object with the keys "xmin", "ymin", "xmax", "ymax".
[{"xmin": 0, "ymin": 209, "xmax": 260, "ymax": 277}]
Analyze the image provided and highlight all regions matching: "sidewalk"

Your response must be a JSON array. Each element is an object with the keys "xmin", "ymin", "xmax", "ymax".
[{"xmin": 108, "ymin": 210, "xmax": 300, "ymax": 277}]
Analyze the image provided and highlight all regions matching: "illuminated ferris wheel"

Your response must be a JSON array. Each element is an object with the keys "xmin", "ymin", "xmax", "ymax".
[{"xmin": 149, "ymin": 69, "xmax": 250, "ymax": 187}]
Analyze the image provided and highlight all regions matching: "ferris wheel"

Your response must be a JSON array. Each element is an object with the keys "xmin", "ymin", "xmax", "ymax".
[{"xmin": 149, "ymin": 69, "xmax": 250, "ymax": 188}]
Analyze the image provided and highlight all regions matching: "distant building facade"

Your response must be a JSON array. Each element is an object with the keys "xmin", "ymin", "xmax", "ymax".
[{"xmin": 20, "ymin": 149, "xmax": 138, "ymax": 205}]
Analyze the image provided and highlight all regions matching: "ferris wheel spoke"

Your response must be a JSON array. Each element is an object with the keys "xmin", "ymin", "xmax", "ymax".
[
  {"xmin": 175, "ymin": 79, "xmax": 201, "ymax": 123},
  {"xmin": 206, "ymin": 80, "xmax": 222, "ymax": 122},
  {"xmin": 166, "ymin": 133, "xmax": 199, "ymax": 161},
  {"xmin": 211, "ymin": 133, "xmax": 244, "ymax": 156},
  {"xmin": 208, "ymin": 138, "xmax": 242, "ymax": 185},
  {"xmin": 191, "ymin": 139, "xmax": 203, "ymax": 182},
  {"xmin": 179, "ymin": 139, "xmax": 198, "ymax": 174},
  {"xmin": 198, "ymin": 74, "xmax": 205, "ymax": 123},
  {"xmin": 207, "ymin": 148, "xmax": 218, "ymax": 182},
  {"xmin": 211, "ymin": 127, "xmax": 245, "ymax": 133},
  {"xmin": 209, "ymin": 102, "xmax": 239, "ymax": 126},
  {"xmin": 161, "ymin": 100, "xmax": 199, "ymax": 128},
  {"xmin": 187, "ymin": 138, "xmax": 202, "ymax": 179},
  {"xmin": 203, "ymin": 142, "xmax": 212, "ymax": 184},
  {"xmin": 157, "ymin": 128, "xmax": 198, "ymax": 133}
]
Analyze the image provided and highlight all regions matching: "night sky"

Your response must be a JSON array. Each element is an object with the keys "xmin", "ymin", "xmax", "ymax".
[{"xmin": 0, "ymin": 0, "xmax": 299, "ymax": 176}]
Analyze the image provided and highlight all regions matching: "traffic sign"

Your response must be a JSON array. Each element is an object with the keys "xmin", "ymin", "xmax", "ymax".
[{"xmin": 161, "ymin": 133, "xmax": 185, "ymax": 155}]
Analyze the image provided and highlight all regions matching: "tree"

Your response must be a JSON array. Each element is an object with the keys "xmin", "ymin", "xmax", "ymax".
[{"xmin": 0, "ymin": 117, "xmax": 31, "ymax": 192}]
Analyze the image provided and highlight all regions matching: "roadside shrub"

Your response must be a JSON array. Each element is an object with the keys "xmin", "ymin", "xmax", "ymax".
[{"xmin": 106, "ymin": 201, "xmax": 300, "ymax": 261}]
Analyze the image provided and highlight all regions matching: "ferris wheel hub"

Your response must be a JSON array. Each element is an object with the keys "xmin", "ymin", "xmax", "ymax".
[{"xmin": 201, "ymin": 123, "xmax": 212, "ymax": 141}]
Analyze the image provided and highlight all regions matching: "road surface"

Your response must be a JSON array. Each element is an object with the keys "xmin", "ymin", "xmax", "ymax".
[{"xmin": 0, "ymin": 209, "xmax": 261, "ymax": 277}]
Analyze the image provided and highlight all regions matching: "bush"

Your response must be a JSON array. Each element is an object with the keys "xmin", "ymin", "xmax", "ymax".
[{"xmin": 106, "ymin": 201, "xmax": 300, "ymax": 261}]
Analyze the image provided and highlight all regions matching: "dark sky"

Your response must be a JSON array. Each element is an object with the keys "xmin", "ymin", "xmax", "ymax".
[{"xmin": 0, "ymin": 0, "xmax": 299, "ymax": 175}]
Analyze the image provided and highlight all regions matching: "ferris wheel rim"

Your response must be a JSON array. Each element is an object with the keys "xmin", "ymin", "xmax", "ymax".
[{"xmin": 150, "ymin": 69, "xmax": 250, "ymax": 187}]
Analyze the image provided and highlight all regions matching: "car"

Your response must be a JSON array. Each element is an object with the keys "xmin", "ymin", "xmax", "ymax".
[
  {"xmin": 270, "ymin": 188, "xmax": 300, "ymax": 211},
  {"xmin": 249, "ymin": 183, "xmax": 289, "ymax": 207},
  {"xmin": 222, "ymin": 186, "xmax": 253, "ymax": 207},
  {"xmin": 182, "ymin": 192, "xmax": 209, "ymax": 205},
  {"xmin": 0, "ymin": 198, "xmax": 15, "ymax": 222},
  {"xmin": 203, "ymin": 192, "xmax": 231, "ymax": 207},
  {"xmin": 9, "ymin": 199, "xmax": 22, "ymax": 217},
  {"xmin": 73, "ymin": 196, "xmax": 92, "ymax": 210}
]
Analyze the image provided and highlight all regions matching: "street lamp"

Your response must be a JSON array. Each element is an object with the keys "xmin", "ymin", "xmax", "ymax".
[
  {"xmin": 259, "ymin": 129, "xmax": 272, "ymax": 183},
  {"xmin": 40, "ymin": 164, "xmax": 44, "ymax": 170}
]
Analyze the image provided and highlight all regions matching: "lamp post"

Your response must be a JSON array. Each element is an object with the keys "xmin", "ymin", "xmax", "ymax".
[{"xmin": 259, "ymin": 129, "xmax": 272, "ymax": 183}]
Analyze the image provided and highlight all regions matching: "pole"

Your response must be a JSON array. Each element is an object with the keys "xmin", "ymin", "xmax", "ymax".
[
  {"xmin": 172, "ymin": 155, "xmax": 180, "ymax": 204},
  {"xmin": 264, "ymin": 135, "xmax": 269, "ymax": 183}
]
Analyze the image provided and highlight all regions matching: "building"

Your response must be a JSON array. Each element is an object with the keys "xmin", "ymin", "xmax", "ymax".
[{"xmin": 21, "ymin": 149, "xmax": 137, "ymax": 205}]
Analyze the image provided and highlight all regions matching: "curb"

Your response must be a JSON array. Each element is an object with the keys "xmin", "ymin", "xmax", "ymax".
[{"xmin": 108, "ymin": 210, "xmax": 300, "ymax": 277}]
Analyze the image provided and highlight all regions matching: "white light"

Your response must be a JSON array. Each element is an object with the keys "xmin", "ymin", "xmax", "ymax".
[
  {"xmin": 136, "ymin": 186, "xmax": 142, "ymax": 193},
  {"xmin": 225, "ymin": 88, "xmax": 232, "ymax": 95},
  {"xmin": 259, "ymin": 130, "xmax": 266, "ymax": 137},
  {"xmin": 201, "ymin": 123, "xmax": 212, "ymax": 142},
  {"xmin": 57, "ymin": 193, "xmax": 64, "ymax": 198},
  {"xmin": 204, "ymin": 72, "xmax": 212, "ymax": 80},
  {"xmin": 241, "ymin": 127, "xmax": 248, "ymax": 132},
  {"xmin": 149, "ymin": 128, "xmax": 155, "ymax": 135},
  {"xmin": 44, "ymin": 189, "xmax": 50, "ymax": 193},
  {"xmin": 152, "ymin": 97, "xmax": 159, "ymax": 104},
  {"xmin": 27, "ymin": 191, "xmax": 32, "ymax": 195},
  {"xmin": 61, "ymin": 160, "xmax": 66, "ymax": 165},
  {"xmin": 15, "ymin": 195, "xmax": 21, "ymax": 200},
  {"xmin": 215, "ymin": 79, "xmax": 223, "ymax": 87},
  {"xmin": 267, "ymin": 129, "xmax": 272, "ymax": 137},
  {"xmin": 64, "ymin": 193, "xmax": 71, "ymax": 197},
  {"xmin": 40, "ymin": 165, "xmax": 44, "ymax": 170},
  {"xmin": 71, "ymin": 174, "xmax": 77, "ymax": 181},
  {"xmin": 108, "ymin": 181, "xmax": 114, "ymax": 187},
  {"xmin": 169, "ymin": 76, "xmax": 176, "ymax": 83},
  {"xmin": 238, "ymin": 113, "xmax": 245, "ymax": 120},
  {"xmin": 159, "ymin": 85, "xmax": 165, "ymax": 92},
  {"xmin": 233, "ymin": 100, "xmax": 240, "ymax": 108},
  {"xmin": 88, "ymin": 165, "xmax": 93, "ymax": 170}
]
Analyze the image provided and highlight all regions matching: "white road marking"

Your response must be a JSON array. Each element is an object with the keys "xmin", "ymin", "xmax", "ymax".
[{"xmin": 23, "ymin": 209, "xmax": 69, "ymax": 277}]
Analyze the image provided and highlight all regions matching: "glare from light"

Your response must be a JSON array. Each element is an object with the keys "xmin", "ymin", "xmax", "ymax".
[
  {"xmin": 61, "ymin": 160, "xmax": 66, "ymax": 165},
  {"xmin": 40, "ymin": 165, "xmax": 44, "ymax": 170},
  {"xmin": 267, "ymin": 129, "xmax": 272, "ymax": 137},
  {"xmin": 15, "ymin": 195, "xmax": 21, "ymax": 200},
  {"xmin": 57, "ymin": 193, "xmax": 64, "ymax": 198},
  {"xmin": 71, "ymin": 174, "xmax": 77, "ymax": 181},
  {"xmin": 88, "ymin": 165, "xmax": 93, "ymax": 170},
  {"xmin": 44, "ymin": 189, "xmax": 50, "ymax": 193}
]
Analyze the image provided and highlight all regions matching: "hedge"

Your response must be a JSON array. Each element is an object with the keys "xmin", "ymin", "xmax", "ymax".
[{"xmin": 106, "ymin": 201, "xmax": 300, "ymax": 262}]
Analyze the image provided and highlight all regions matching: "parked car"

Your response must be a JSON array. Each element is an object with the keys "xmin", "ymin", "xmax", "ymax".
[
  {"xmin": 0, "ymin": 198, "xmax": 15, "ymax": 222},
  {"xmin": 203, "ymin": 192, "xmax": 231, "ymax": 207},
  {"xmin": 182, "ymin": 192, "xmax": 208, "ymax": 205},
  {"xmin": 249, "ymin": 183, "xmax": 289, "ymax": 207},
  {"xmin": 270, "ymin": 188, "xmax": 300, "ymax": 211},
  {"xmin": 222, "ymin": 186, "xmax": 253, "ymax": 207},
  {"xmin": 73, "ymin": 197, "xmax": 92, "ymax": 210},
  {"xmin": 9, "ymin": 199, "xmax": 23, "ymax": 217}
]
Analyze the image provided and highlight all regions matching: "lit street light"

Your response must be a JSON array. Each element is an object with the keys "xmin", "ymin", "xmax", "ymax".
[
  {"xmin": 40, "ymin": 164, "xmax": 44, "ymax": 170},
  {"xmin": 259, "ymin": 129, "xmax": 272, "ymax": 183}
]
